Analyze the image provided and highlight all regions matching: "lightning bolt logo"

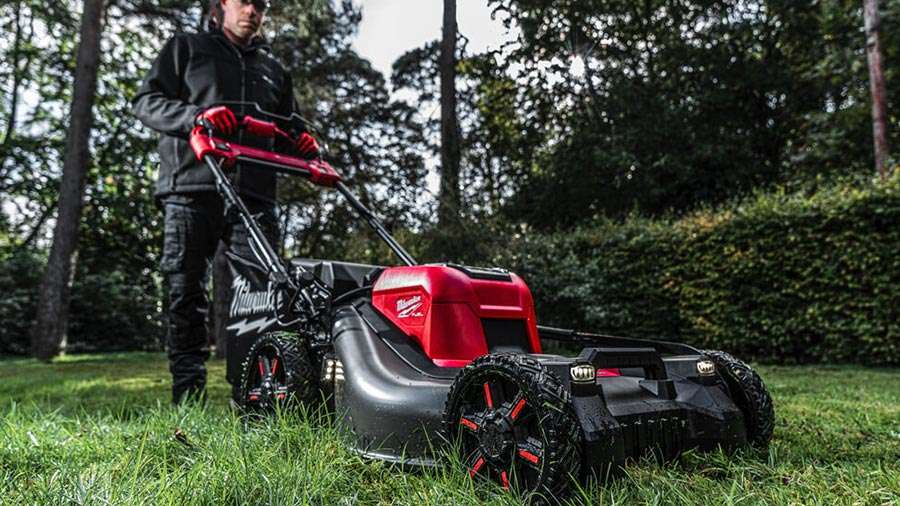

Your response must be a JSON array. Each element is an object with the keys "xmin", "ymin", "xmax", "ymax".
[{"xmin": 227, "ymin": 316, "xmax": 277, "ymax": 336}]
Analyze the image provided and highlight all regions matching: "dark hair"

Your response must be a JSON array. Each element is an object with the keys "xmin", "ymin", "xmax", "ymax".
[{"xmin": 207, "ymin": 0, "xmax": 223, "ymax": 30}]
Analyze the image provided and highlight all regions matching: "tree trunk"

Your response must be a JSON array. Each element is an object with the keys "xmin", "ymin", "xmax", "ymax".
[
  {"xmin": 2, "ymin": 2, "xmax": 23, "ymax": 148},
  {"xmin": 30, "ymin": 0, "xmax": 105, "ymax": 361},
  {"xmin": 864, "ymin": 0, "xmax": 889, "ymax": 181},
  {"xmin": 438, "ymin": 0, "xmax": 461, "ymax": 227},
  {"xmin": 1, "ymin": 1, "xmax": 33, "ymax": 180},
  {"xmin": 212, "ymin": 243, "xmax": 231, "ymax": 359}
]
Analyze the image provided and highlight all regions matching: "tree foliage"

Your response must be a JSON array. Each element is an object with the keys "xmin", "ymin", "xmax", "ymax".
[
  {"xmin": 0, "ymin": 0, "xmax": 430, "ymax": 354},
  {"xmin": 264, "ymin": 0, "xmax": 429, "ymax": 264},
  {"xmin": 471, "ymin": 0, "xmax": 900, "ymax": 227},
  {"xmin": 0, "ymin": 0, "xmax": 895, "ymax": 359}
]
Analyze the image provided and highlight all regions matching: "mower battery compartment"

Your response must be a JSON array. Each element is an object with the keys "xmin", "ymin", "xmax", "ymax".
[{"xmin": 371, "ymin": 264, "xmax": 542, "ymax": 367}]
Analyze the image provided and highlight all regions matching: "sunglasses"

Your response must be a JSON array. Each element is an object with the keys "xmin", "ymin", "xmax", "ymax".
[{"xmin": 237, "ymin": 0, "xmax": 269, "ymax": 13}]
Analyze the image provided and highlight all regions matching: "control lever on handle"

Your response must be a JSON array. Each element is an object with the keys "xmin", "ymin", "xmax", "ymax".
[
  {"xmin": 239, "ymin": 115, "xmax": 294, "ymax": 142},
  {"xmin": 241, "ymin": 116, "xmax": 274, "ymax": 137},
  {"xmin": 196, "ymin": 117, "xmax": 216, "ymax": 133}
]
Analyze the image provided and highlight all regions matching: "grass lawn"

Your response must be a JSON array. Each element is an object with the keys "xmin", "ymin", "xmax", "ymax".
[{"xmin": 0, "ymin": 352, "xmax": 898, "ymax": 505}]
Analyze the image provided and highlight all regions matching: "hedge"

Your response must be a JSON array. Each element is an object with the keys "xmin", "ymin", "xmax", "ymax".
[
  {"xmin": 497, "ymin": 175, "xmax": 900, "ymax": 365},
  {"xmin": 0, "ymin": 247, "xmax": 44, "ymax": 355},
  {"xmin": 2, "ymin": 176, "xmax": 897, "ymax": 364}
]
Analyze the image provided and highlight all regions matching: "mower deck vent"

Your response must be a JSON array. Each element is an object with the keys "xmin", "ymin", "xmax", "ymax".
[
  {"xmin": 619, "ymin": 413, "xmax": 685, "ymax": 461},
  {"xmin": 481, "ymin": 319, "xmax": 531, "ymax": 353}
]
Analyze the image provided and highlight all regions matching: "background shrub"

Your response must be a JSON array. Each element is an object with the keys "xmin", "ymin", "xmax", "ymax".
[
  {"xmin": 0, "ymin": 247, "xmax": 44, "ymax": 355},
  {"xmin": 0, "ymin": 247, "xmax": 163, "ymax": 356},
  {"xmin": 4, "ymin": 177, "xmax": 896, "ymax": 364},
  {"xmin": 497, "ymin": 176, "xmax": 900, "ymax": 365},
  {"xmin": 67, "ymin": 269, "xmax": 164, "ymax": 353}
]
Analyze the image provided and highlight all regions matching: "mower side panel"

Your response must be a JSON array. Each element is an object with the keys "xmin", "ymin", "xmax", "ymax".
[{"xmin": 331, "ymin": 303, "xmax": 456, "ymax": 466}]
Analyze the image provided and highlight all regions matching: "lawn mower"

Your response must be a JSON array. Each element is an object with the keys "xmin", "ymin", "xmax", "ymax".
[{"xmin": 190, "ymin": 103, "xmax": 775, "ymax": 500}]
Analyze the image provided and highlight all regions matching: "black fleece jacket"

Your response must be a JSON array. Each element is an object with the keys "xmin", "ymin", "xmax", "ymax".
[{"xmin": 132, "ymin": 29, "xmax": 301, "ymax": 203}]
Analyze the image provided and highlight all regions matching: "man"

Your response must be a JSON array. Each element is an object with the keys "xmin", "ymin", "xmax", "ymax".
[{"xmin": 132, "ymin": 0, "xmax": 319, "ymax": 404}]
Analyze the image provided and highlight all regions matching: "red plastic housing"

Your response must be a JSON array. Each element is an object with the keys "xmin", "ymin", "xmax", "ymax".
[{"xmin": 371, "ymin": 265, "xmax": 542, "ymax": 367}]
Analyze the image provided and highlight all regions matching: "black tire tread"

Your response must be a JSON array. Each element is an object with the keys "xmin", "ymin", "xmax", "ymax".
[
  {"xmin": 705, "ymin": 350, "xmax": 775, "ymax": 448},
  {"xmin": 236, "ymin": 331, "xmax": 318, "ymax": 410}
]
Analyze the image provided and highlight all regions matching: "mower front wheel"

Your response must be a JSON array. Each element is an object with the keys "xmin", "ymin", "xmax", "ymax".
[
  {"xmin": 237, "ymin": 331, "xmax": 318, "ymax": 412},
  {"xmin": 705, "ymin": 350, "xmax": 775, "ymax": 448},
  {"xmin": 444, "ymin": 353, "xmax": 581, "ymax": 500}
]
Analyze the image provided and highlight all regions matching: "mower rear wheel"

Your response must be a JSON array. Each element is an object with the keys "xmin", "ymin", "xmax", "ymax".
[
  {"xmin": 705, "ymin": 350, "xmax": 775, "ymax": 448},
  {"xmin": 237, "ymin": 331, "xmax": 317, "ymax": 412},
  {"xmin": 444, "ymin": 353, "xmax": 581, "ymax": 500}
]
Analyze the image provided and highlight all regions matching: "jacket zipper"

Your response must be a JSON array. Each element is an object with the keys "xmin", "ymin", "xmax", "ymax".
[{"xmin": 226, "ymin": 42, "xmax": 246, "ymax": 189}]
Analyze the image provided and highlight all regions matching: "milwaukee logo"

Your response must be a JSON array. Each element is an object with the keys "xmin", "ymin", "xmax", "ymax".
[
  {"xmin": 230, "ymin": 275, "xmax": 274, "ymax": 318},
  {"xmin": 396, "ymin": 295, "xmax": 421, "ymax": 312},
  {"xmin": 395, "ymin": 295, "xmax": 424, "ymax": 319}
]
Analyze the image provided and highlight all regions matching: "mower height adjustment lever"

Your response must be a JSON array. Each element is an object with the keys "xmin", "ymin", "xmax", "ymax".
[{"xmin": 274, "ymin": 266, "xmax": 332, "ymax": 327}]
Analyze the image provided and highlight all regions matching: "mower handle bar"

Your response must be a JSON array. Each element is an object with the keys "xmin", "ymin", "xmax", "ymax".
[
  {"xmin": 205, "ymin": 101, "xmax": 313, "ymax": 134},
  {"xmin": 191, "ymin": 112, "xmax": 417, "ymax": 267}
]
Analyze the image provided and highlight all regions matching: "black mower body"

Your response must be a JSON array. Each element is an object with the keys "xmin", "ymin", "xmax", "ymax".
[{"xmin": 329, "ymin": 300, "xmax": 747, "ymax": 470}]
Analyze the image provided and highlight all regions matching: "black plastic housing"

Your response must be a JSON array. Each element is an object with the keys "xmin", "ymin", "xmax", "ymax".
[{"xmin": 325, "ymin": 289, "xmax": 748, "ymax": 469}]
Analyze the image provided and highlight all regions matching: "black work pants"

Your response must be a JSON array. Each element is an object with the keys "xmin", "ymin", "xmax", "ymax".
[{"xmin": 160, "ymin": 192, "xmax": 278, "ymax": 403}]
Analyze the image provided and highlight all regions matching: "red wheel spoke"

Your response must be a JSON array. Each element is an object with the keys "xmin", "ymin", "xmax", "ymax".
[
  {"xmin": 469, "ymin": 455, "xmax": 486, "ymax": 477},
  {"xmin": 500, "ymin": 470, "xmax": 510, "ymax": 490},
  {"xmin": 271, "ymin": 358, "xmax": 279, "ymax": 376},
  {"xmin": 257, "ymin": 357, "xmax": 266, "ymax": 377},
  {"xmin": 459, "ymin": 416, "xmax": 479, "ymax": 432},
  {"xmin": 483, "ymin": 382, "xmax": 494, "ymax": 410},
  {"xmin": 517, "ymin": 449, "xmax": 540, "ymax": 465},
  {"xmin": 517, "ymin": 440, "xmax": 543, "ymax": 467},
  {"xmin": 509, "ymin": 396, "xmax": 527, "ymax": 422}
]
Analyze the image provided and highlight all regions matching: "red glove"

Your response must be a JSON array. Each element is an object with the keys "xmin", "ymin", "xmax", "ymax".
[
  {"xmin": 295, "ymin": 132, "xmax": 320, "ymax": 158},
  {"xmin": 196, "ymin": 106, "xmax": 237, "ymax": 135}
]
